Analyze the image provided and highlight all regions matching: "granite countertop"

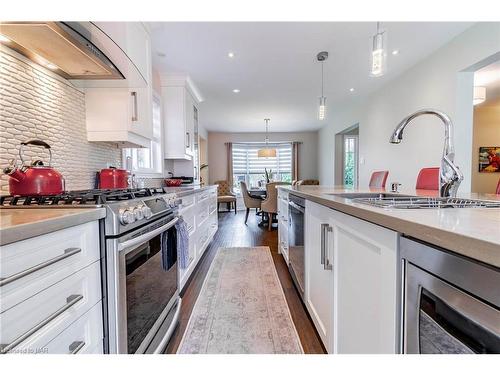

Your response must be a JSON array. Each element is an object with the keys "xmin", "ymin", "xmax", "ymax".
[
  {"xmin": 0, "ymin": 207, "xmax": 106, "ymax": 246},
  {"xmin": 163, "ymin": 184, "xmax": 217, "ymax": 197},
  {"xmin": 279, "ymin": 186, "xmax": 500, "ymax": 268}
]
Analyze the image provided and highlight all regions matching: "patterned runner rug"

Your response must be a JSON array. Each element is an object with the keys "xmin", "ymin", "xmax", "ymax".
[{"xmin": 177, "ymin": 246, "xmax": 304, "ymax": 354}]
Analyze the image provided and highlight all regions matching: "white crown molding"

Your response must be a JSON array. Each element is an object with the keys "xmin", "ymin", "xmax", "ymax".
[{"xmin": 159, "ymin": 73, "xmax": 204, "ymax": 103}]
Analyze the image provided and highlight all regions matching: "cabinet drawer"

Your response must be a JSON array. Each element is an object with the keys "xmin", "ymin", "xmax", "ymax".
[
  {"xmin": 208, "ymin": 197, "xmax": 217, "ymax": 214},
  {"xmin": 196, "ymin": 190, "xmax": 211, "ymax": 203},
  {"xmin": 44, "ymin": 301, "xmax": 103, "ymax": 354},
  {"xmin": 180, "ymin": 208, "xmax": 195, "ymax": 235},
  {"xmin": 0, "ymin": 261, "xmax": 102, "ymax": 354},
  {"xmin": 196, "ymin": 201, "xmax": 210, "ymax": 227},
  {"xmin": 179, "ymin": 194, "xmax": 195, "ymax": 209},
  {"xmin": 0, "ymin": 221, "xmax": 100, "ymax": 312}
]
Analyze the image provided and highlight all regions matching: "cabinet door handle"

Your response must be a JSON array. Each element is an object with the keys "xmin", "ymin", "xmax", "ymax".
[
  {"xmin": 69, "ymin": 341, "xmax": 85, "ymax": 354},
  {"xmin": 131, "ymin": 91, "xmax": 138, "ymax": 121},
  {"xmin": 0, "ymin": 294, "xmax": 83, "ymax": 354},
  {"xmin": 320, "ymin": 224, "xmax": 333, "ymax": 271},
  {"xmin": 186, "ymin": 132, "xmax": 190, "ymax": 149},
  {"xmin": 0, "ymin": 247, "xmax": 82, "ymax": 288}
]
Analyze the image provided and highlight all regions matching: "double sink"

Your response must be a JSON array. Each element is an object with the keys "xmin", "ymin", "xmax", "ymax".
[{"xmin": 330, "ymin": 193, "xmax": 500, "ymax": 209}]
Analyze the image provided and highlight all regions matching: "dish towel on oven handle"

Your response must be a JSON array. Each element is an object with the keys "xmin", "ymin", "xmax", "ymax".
[
  {"xmin": 160, "ymin": 223, "xmax": 177, "ymax": 271},
  {"xmin": 175, "ymin": 216, "xmax": 190, "ymax": 269}
]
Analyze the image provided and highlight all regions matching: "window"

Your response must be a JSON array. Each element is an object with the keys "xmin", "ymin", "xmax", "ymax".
[
  {"xmin": 232, "ymin": 142, "xmax": 292, "ymax": 192},
  {"xmin": 123, "ymin": 94, "xmax": 162, "ymax": 175},
  {"xmin": 343, "ymin": 135, "xmax": 358, "ymax": 188}
]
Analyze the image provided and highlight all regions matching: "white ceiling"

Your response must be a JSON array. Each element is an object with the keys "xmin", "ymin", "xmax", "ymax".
[
  {"xmin": 475, "ymin": 59, "xmax": 500, "ymax": 104},
  {"xmin": 149, "ymin": 22, "xmax": 472, "ymax": 133}
]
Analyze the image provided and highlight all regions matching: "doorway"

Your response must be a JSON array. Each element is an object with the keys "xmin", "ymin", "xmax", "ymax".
[
  {"xmin": 199, "ymin": 136, "xmax": 208, "ymax": 186},
  {"xmin": 334, "ymin": 124, "xmax": 359, "ymax": 188}
]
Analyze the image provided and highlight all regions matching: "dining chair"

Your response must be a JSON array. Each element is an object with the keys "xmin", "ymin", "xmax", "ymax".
[
  {"xmin": 416, "ymin": 167, "xmax": 440, "ymax": 190},
  {"xmin": 261, "ymin": 182, "xmax": 289, "ymax": 231},
  {"xmin": 296, "ymin": 179, "xmax": 320, "ymax": 186},
  {"xmin": 214, "ymin": 180, "xmax": 237, "ymax": 214},
  {"xmin": 369, "ymin": 171, "xmax": 389, "ymax": 188},
  {"xmin": 240, "ymin": 181, "xmax": 263, "ymax": 224}
]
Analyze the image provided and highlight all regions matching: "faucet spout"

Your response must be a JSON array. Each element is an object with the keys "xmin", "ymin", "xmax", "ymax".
[{"xmin": 389, "ymin": 109, "xmax": 463, "ymax": 197}]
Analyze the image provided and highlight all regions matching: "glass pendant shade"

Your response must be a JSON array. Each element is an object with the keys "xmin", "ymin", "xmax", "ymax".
[
  {"xmin": 370, "ymin": 25, "xmax": 387, "ymax": 77},
  {"xmin": 318, "ymin": 96, "xmax": 326, "ymax": 120},
  {"xmin": 257, "ymin": 148, "xmax": 277, "ymax": 158}
]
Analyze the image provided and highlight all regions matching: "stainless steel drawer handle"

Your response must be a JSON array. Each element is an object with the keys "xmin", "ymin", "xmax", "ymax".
[
  {"xmin": 131, "ymin": 91, "xmax": 138, "ymax": 121},
  {"xmin": 0, "ymin": 294, "xmax": 83, "ymax": 354},
  {"xmin": 69, "ymin": 341, "xmax": 85, "ymax": 354},
  {"xmin": 320, "ymin": 224, "xmax": 333, "ymax": 271},
  {"xmin": 0, "ymin": 247, "xmax": 82, "ymax": 288}
]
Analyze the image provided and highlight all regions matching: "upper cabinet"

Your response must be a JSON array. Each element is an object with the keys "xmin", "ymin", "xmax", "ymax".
[
  {"xmin": 161, "ymin": 75, "xmax": 203, "ymax": 160},
  {"xmin": 84, "ymin": 23, "xmax": 153, "ymax": 147}
]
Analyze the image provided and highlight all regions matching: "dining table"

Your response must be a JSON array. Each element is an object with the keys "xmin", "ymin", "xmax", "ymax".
[{"xmin": 248, "ymin": 187, "xmax": 267, "ymax": 198}]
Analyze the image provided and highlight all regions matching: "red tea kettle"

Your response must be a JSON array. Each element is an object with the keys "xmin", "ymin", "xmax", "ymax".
[
  {"xmin": 3, "ymin": 140, "xmax": 65, "ymax": 196},
  {"xmin": 97, "ymin": 167, "xmax": 129, "ymax": 189}
]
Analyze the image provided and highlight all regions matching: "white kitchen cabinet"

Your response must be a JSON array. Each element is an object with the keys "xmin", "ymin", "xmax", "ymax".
[
  {"xmin": 331, "ymin": 208, "xmax": 398, "ymax": 354},
  {"xmin": 161, "ymin": 86, "xmax": 197, "ymax": 159},
  {"xmin": 304, "ymin": 200, "xmax": 335, "ymax": 352},
  {"xmin": 277, "ymin": 189, "xmax": 289, "ymax": 263},
  {"xmin": 85, "ymin": 87, "xmax": 153, "ymax": 147}
]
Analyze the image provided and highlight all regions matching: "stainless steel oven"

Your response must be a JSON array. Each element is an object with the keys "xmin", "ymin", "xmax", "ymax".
[
  {"xmin": 106, "ymin": 213, "xmax": 181, "ymax": 354},
  {"xmin": 288, "ymin": 194, "xmax": 305, "ymax": 300},
  {"xmin": 400, "ymin": 237, "xmax": 500, "ymax": 354}
]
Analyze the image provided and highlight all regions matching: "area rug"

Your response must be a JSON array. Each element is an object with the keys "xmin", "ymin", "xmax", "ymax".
[{"xmin": 177, "ymin": 246, "xmax": 304, "ymax": 354}]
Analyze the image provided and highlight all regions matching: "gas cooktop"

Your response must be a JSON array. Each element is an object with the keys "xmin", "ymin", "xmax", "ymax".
[{"xmin": 0, "ymin": 187, "xmax": 166, "ymax": 207}]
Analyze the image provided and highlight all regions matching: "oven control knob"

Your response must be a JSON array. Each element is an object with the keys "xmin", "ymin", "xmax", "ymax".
[
  {"xmin": 133, "ymin": 206, "xmax": 145, "ymax": 221},
  {"xmin": 141, "ymin": 205, "xmax": 153, "ymax": 219},
  {"xmin": 119, "ymin": 208, "xmax": 136, "ymax": 225}
]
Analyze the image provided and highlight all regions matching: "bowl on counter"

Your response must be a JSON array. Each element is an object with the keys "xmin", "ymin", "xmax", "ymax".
[{"xmin": 164, "ymin": 179, "xmax": 183, "ymax": 187}]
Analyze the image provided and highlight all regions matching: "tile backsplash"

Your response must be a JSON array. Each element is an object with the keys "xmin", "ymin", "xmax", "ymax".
[{"xmin": 0, "ymin": 49, "xmax": 122, "ymax": 194}]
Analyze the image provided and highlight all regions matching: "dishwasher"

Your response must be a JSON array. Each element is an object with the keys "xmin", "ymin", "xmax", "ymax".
[
  {"xmin": 288, "ymin": 194, "xmax": 305, "ymax": 300},
  {"xmin": 400, "ymin": 237, "xmax": 500, "ymax": 354}
]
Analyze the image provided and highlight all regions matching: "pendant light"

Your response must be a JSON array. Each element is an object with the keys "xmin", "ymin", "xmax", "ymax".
[
  {"xmin": 317, "ymin": 51, "xmax": 328, "ymax": 120},
  {"xmin": 258, "ymin": 118, "xmax": 277, "ymax": 158},
  {"xmin": 370, "ymin": 22, "xmax": 387, "ymax": 77}
]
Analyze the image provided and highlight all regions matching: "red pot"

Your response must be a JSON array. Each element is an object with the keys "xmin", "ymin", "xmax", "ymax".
[
  {"xmin": 3, "ymin": 140, "xmax": 65, "ymax": 196},
  {"xmin": 165, "ymin": 179, "xmax": 183, "ymax": 187},
  {"xmin": 99, "ymin": 167, "xmax": 128, "ymax": 189}
]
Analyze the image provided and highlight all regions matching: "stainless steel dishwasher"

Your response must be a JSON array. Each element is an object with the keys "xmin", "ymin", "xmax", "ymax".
[
  {"xmin": 400, "ymin": 237, "xmax": 500, "ymax": 354},
  {"xmin": 288, "ymin": 194, "xmax": 305, "ymax": 300}
]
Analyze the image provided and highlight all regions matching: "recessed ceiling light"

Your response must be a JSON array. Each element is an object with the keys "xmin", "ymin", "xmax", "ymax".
[
  {"xmin": 232, "ymin": 89, "xmax": 240, "ymax": 93},
  {"xmin": 0, "ymin": 34, "xmax": 11, "ymax": 43},
  {"xmin": 228, "ymin": 52, "xmax": 235, "ymax": 58},
  {"xmin": 392, "ymin": 49, "xmax": 399, "ymax": 55},
  {"xmin": 349, "ymin": 88, "xmax": 355, "ymax": 92}
]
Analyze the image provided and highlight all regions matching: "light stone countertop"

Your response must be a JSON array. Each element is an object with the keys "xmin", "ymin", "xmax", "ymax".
[
  {"xmin": 0, "ymin": 207, "xmax": 106, "ymax": 246},
  {"xmin": 279, "ymin": 186, "xmax": 500, "ymax": 268},
  {"xmin": 163, "ymin": 184, "xmax": 217, "ymax": 197}
]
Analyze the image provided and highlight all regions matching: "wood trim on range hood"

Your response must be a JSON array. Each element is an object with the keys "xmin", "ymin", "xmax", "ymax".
[{"xmin": 0, "ymin": 22, "xmax": 124, "ymax": 80}]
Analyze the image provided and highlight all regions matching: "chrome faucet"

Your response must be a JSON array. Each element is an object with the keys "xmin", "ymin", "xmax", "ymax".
[{"xmin": 389, "ymin": 109, "xmax": 463, "ymax": 197}]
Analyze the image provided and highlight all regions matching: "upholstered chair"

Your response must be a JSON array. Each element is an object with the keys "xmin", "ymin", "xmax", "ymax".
[
  {"xmin": 261, "ymin": 182, "xmax": 289, "ymax": 230},
  {"xmin": 369, "ymin": 171, "xmax": 389, "ymax": 189},
  {"xmin": 415, "ymin": 167, "xmax": 440, "ymax": 190},
  {"xmin": 240, "ymin": 181, "xmax": 262, "ymax": 224},
  {"xmin": 214, "ymin": 180, "xmax": 237, "ymax": 214},
  {"xmin": 296, "ymin": 179, "xmax": 320, "ymax": 186}
]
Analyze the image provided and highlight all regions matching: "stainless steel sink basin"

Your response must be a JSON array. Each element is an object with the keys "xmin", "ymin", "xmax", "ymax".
[{"xmin": 351, "ymin": 196, "xmax": 500, "ymax": 209}]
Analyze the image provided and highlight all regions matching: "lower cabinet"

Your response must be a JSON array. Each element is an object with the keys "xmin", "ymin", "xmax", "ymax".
[
  {"xmin": 304, "ymin": 200, "xmax": 398, "ymax": 354},
  {"xmin": 178, "ymin": 187, "xmax": 218, "ymax": 291},
  {"xmin": 277, "ymin": 190, "xmax": 289, "ymax": 263}
]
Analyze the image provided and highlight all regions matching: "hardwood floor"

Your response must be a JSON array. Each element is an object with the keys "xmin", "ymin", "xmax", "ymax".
[{"xmin": 165, "ymin": 210, "xmax": 326, "ymax": 354}]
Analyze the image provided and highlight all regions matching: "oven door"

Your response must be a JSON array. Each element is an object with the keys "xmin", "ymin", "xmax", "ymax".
[
  {"xmin": 404, "ymin": 263, "xmax": 500, "ymax": 354},
  {"xmin": 106, "ymin": 215, "xmax": 181, "ymax": 354}
]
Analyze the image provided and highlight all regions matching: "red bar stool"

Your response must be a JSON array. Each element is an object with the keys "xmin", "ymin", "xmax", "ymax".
[
  {"xmin": 496, "ymin": 177, "xmax": 500, "ymax": 195},
  {"xmin": 369, "ymin": 171, "xmax": 389, "ymax": 189},
  {"xmin": 416, "ymin": 167, "xmax": 439, "ymax": 190}
]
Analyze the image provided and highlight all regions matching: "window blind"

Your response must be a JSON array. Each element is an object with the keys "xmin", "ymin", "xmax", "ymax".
[{"xmin": 232, "ymin": 143, "xmax": 292, "ymax": 175}]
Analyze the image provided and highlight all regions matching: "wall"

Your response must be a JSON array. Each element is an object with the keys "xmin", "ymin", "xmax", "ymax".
[
  {"xmin": 0, "ymin": 48, "xmax": 122, "ymax": 193},
  {"xmin": 318, "ymin": 23, "xmax": 500, "ymax": 192},
  {"xmin": 207, "ymin": 131, "xmax": 319, "ymax": 184},
  {"xmin": 471, "ymin": 98, "xmax": 500, "ymax": 193}
]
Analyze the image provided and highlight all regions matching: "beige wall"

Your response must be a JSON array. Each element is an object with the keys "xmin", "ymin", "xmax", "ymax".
[
  {"xmin": 471, "ymin": 99, "xmax": 500, "ymax": 193},
  {"xmin": 207, "ymin": 131, "xmax": 319, "ymax": 184}
]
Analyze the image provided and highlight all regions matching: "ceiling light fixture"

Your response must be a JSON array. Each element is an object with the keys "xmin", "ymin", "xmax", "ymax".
[
  {"xmin": 473, "ymin": 86, "xmax": 486, "ymax": 105},
  {"xmin": 258, "ymin": 118, "xmax": 277, "ymax": 158},
  {"xmin": 232, "ymin": 89, "xmax": 240, "ymax": 93},
  {"xmin": 349, "ymin": 88, "xmax": 355, "ymax": 92},
  {"xmin": 317, "ymin": 51, "xmax": 328, "ymax": 121},
  {"xmin": 228, "ymin": 52, "xmax": 235, "ymax": 58},
  {"xmin": 370, "ymin": 22, "xmax": 387, "ymax": 77},
  {"xmin": 392, "ymin": 49, "xmax": 399, "ymax": 55},
  {"xmin": 0, "ymin": 34, "xmax": 11, "ymax": 43}
]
